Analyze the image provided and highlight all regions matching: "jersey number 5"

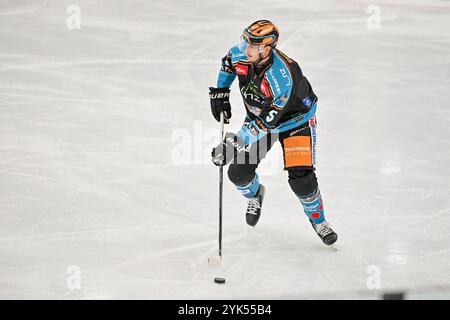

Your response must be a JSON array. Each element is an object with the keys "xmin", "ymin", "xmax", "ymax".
[{"xmin": 265, "ymin": 110, "xmax": 278, "ymax": 122}]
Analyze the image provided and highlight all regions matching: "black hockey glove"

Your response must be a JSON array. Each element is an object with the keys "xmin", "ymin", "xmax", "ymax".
[
  {"xmin": 211, "ymin": 132, "xmax": 247, "ymax": 166},
  {"xmin": 209, "ymin": 87, "xmax": 232, "ymax": 124}
]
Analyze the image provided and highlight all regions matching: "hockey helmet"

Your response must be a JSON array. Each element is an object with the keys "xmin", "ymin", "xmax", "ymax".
[{"xmin": 242, "ymin": 20, "xmax": 279, "ymax": 47}]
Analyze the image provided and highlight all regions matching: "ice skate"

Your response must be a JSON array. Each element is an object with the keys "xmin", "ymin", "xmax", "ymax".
[
  {"xmin": 245, "ymin": 184, "xmax": 265, "ymax": 227},
  {"xmin": 310, "ymin": 219, "xmax": 338, "ymax": 245}
]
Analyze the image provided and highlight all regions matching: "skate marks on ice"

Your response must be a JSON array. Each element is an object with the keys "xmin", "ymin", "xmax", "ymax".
[
  {"xmin": 0, "ymin": 0, "xmax": 48, "ymax": 16},
  {"xmin": 339, "ymin": 207, "xmax": 450, "ymax": 247},
  {"xmin": 105, "ymin": 223, "xmax": 250, "ymax": 271}
]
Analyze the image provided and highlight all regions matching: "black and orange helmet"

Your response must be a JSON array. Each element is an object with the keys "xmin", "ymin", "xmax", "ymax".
[{"xmin": 242, "ymin": 20, "xmax": 279, "ymax": 47}]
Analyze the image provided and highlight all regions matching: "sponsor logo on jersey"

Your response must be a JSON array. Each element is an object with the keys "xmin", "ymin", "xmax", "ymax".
[
  {"xmin": 234, "ymin": 52, "xmax": 246, "ymax": 59},
  {"xmin": 284, "ymin": 146, "xmax": 310, "ymax": 152},
  {"xmin": 221, "ymin": 58, "xmax": 233, "ymax": 73},
  {"xmin": 289, "ymin": 126, "xmax": 308, "ymax": 136},
  {"xmin": 260, "ymin": 81, "xmax": 270, "ymax": 97},
  {"xmin": 236, "ymin": 64, "xmax": 249, "ymax": 75},
  {"xmin": 247, "ymin": 123, "xmax": 259, "ymax": 136},
  {"xmin": 268, "ymin": 69, "xmax": 281, "ymax": 94},
  {"xmin": 221, "ymin": 66, "xmax": 233, "ymax": 73},
  {"xmin": 280, "ymin": 68, "xmax": 291, "ymax": 86},
  {"xmin": 241, "ymin": 87, "xmax": 263, "ymax": 106},
  {"xmin": 303, "ymin": 97, "xmax": 312, "ymax": 108},
  {"xmin": 310, "ymin": 118, "xmax": 317, "ymax": 167},
  {"xmin": 222, "ymin": 61, "xmax": 233, "ymax": 73}
]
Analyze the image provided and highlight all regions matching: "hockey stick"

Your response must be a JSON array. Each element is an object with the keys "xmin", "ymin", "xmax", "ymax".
[{"xmin": 208, "ymin": 112, "xmax": 225, "ymax": 269}]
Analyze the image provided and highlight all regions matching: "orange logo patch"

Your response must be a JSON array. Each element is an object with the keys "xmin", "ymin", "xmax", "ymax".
[{"xmin": 283, "ymin": 136, "xmax": 312, "ymax": 168}]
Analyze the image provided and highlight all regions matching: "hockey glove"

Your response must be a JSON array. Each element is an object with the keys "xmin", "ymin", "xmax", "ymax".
[
  {"xmin": 211, "ymin": 132, "xmax": 247, "ymax": 166},
  {"xmin": 209, "ymin": 87, "xmax": 232, "ymax": 124}
]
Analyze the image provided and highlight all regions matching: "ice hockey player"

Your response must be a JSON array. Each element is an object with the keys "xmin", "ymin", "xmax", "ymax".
[{"xmin": 209, "ymin": 20, "xmax": 337, "ymax": 246}]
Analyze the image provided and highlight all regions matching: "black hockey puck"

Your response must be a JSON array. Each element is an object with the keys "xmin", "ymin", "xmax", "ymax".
[{"xmin": 214, "ymin": 277, "xmax": 225, "ymax": 284}]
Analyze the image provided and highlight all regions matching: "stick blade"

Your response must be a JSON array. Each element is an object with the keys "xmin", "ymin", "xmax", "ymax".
[{"xmin": 208, "ymin": 256, "xmax": 222, "ymax": 268}]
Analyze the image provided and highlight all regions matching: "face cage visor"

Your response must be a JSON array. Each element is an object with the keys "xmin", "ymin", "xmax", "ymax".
[{"xmin": 238, "ymin": 35, "xmax": 266, "ymax": 53}]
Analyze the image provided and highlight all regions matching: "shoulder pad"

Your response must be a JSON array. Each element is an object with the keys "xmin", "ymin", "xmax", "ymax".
[{"xmin": 265, "ymin": 53, "xmax": 293, "ymax": 97}]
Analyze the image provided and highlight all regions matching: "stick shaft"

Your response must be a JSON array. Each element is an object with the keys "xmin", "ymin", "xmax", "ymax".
[{"xmin": 218, "ymin": 112, "xmax": 225, "ymax": 258}]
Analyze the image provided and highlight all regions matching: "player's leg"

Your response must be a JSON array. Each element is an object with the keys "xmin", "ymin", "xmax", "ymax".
[
  {"xmin": 288, "ymin": 168, "xmax": 323, "ymax": 222},
  {"xmin": 228, "ymin": 162, "xmax": 260, "ymax": 198},
  {"xmin": 227, "ymin": 132, "xmax": 275, "ymax": 226},
  {"xmin": 280, "ymin": 117, "xmax": 337, "ymax": 245}
]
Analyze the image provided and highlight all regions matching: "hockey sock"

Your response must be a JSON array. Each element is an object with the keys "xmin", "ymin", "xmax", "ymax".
[
  {"xmin": 297, "ymin": 188, "xmax": 325, "ymax": 224},
  {"xmin": 236, "ymin": 174, "xmax": 260, "ymax": 198}
]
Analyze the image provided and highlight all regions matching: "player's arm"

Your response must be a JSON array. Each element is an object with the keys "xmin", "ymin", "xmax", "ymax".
[
  {"xmin": 217, "ymin": 51, "xmax": 236, "ymax": 88},
  {"xmin": 209, "ymin": 50, "xmax": 236, "ymax": 123}
]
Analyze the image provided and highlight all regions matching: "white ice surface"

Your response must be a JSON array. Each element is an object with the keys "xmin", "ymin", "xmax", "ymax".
[{"xmin": 0, "ymin": 0, "xmax": 449, "ymax": 299}]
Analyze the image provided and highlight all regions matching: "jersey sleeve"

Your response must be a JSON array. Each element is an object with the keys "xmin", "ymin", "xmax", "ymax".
[
  {"xmin": 217, "ymin": 49, "xmax": 236, "ymax": 88},
  {"xmin": 236, "ymin": 119, "xmax": 269, "ymax": 145}
]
